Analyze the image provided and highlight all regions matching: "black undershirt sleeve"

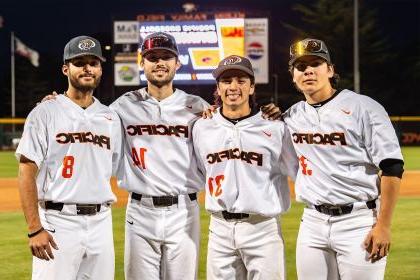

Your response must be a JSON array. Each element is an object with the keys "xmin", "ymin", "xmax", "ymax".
[{"xmin": 379, "ymin": 158, "xmax": 404, "ymax": 178}]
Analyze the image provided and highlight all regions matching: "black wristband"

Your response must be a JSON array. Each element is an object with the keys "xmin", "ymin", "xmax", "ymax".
[{"xmin": 27, "ymin": 227, "xmax": 44, "ymax": 238}]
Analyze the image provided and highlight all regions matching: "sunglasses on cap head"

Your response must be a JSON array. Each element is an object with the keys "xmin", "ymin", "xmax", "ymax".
[
  {"xmin": 290, "ymin": 39, "xmax": 327, "ymax": 57},
  {"xmin": 141, "ymin": 36, "xmax": 178, "ymax": 55}
]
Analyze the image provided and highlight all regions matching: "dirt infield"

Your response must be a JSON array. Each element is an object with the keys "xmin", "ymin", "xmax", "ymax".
[{"xmin": 1, "ymin": 172, "xmax": 419, "ymax": 212}]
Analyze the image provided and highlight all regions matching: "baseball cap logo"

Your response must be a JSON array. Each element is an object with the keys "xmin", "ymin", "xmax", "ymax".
[
  {"xmin": 223, "ymin": 56, "xmax": 242, "ymax": 65},
  {"xmin": 78, "ymin": 39, "xmax": 96, "ymax": 51}
]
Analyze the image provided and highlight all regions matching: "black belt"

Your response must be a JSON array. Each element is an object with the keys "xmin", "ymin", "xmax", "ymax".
[
  {"xmin": 221, "ymin": 211, "xmax": 250, "ymax": 220},
  {"xmin": 131, "ymin": 192, "xmax": 197, "ymax": 207},
  {"xmin": 314, "ymin": 199, "xmax": 376, "ymax": 216},
  {"xmin": 45, "ymin": 201, "xmax": 101, "ymax": 215}
]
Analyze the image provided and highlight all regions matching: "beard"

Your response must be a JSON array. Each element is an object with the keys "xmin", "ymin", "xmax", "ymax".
[
  {"xmin": 144, "ymin": 67, "xmax": 176, "ymax": 88},
  {"xmin": 69, "ymin": 73, "xmax": 101, "ymax": 93}
]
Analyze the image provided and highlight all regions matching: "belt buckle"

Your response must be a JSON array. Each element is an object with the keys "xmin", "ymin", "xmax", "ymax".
[
  {"xmin": 222, "ymin": 211, "xmax": 232, "ymax": 220},
  {"xmin": 76, "ymin": 204, "xmax": 98, "ymax": 215},
  {"xmin": 222, "ymin": 211, "xmax": 249, "ymax": 220},
  {"xmin": 152, "ymin": 196, "xmax": 176, "ymax": 207},
  {"xmin": 327, "ymin": 205, "xmax": 343, "ymax": 216}
]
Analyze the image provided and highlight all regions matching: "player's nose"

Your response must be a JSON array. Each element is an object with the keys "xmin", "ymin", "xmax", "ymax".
[
  {"xmin": 304, "ymin": 68, "xmax": 315, "ymax": 75},
  {"xmin": 228, "ymin": 80, "xmax": 239, "ymax": 90},
  {"xmin": 83, "ymin": 64, "xmax": 94, "ymax": 72}
]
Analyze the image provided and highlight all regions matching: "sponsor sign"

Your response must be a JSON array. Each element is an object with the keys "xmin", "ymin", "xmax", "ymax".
[
  {"xmin": 245, "ymin": 18, "xmax": 269, "ymax": 84},
  {"xmin": 114, "ymin": 21, "xmax": 139, "ymax": 44},
  {"xmin": 114, "ymin": 63, "xmax": 140, "ymax": 86}
]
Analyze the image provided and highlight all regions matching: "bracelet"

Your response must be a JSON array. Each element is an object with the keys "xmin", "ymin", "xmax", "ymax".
[{"xmin": 27, "ymin": 227, "xmax": 44, "ymax": 238}]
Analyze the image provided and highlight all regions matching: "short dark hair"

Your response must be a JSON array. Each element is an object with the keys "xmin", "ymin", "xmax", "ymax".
[{"xmin": 288, "ymin": 62, "xmax": 340, "ymax": 90}]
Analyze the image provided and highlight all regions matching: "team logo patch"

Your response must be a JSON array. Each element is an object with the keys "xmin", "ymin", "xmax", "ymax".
[
  {"xmin": 223, "ymin": 56, "xmax": 242, "ymax": 65},
  {"xmin": 78, "ymin": 39, "xmax": 96, "ymax": 51}
]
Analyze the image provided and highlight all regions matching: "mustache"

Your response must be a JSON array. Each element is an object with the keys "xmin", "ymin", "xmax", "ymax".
[
  {"xmin": 152, "ymin": 67, "xmax": 168, "ymax": 72},
  {"xmin": 79, "ymin": 74, "xmax": 96, "ymax": 78}
]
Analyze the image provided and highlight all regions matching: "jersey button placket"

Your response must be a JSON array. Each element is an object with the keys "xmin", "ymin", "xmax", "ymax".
[{"xmin": 232, "ymin": 126, "xmax": 241, "ymax": 148}]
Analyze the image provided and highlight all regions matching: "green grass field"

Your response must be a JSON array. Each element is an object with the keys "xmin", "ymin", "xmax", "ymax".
[
  {"xmin": 0, "ymin": 147, "xmax": 419, "ymax": 279},
  {"xmin": 0, "ymin": 151, "xmax": 18, "ymax": 177},
  {"xmin": 0, "ymin": 200, "xmax": 419, "ymax": 279}
]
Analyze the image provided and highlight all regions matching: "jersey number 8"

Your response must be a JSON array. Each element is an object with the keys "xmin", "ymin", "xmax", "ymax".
[{"xmin": 62, "ymin": 156, "xmax": 75, "ymax": 178}]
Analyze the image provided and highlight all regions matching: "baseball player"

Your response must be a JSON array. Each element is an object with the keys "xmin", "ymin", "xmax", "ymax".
[
  {"xmin": 283, "ymin": 38, "xmax": 404, "ymax": 280},
  {"xmin": 16, "ymin": 36, "xmax": 122, "ymax": 280},
  {"xmin": 193, "ymin": 55, "xmax": 298, "ymax": 279},
  {"xmin": 110, "ymin": 32, "xmax": 209, "ymax": 280}
]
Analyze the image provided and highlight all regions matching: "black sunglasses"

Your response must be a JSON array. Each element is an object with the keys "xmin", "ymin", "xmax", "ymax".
[{"xmin": 290, "ymin": 39, "xmax": 326, "ymax": 57}]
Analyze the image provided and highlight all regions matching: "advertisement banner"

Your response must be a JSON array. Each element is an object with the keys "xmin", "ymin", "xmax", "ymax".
[
  {"xmin": 393, "ymin": 120, "xmax": 420, "ymax": 146},
  {"xmin": 114, "ymin": 21, "xmax": 139, "ymax": 44},
  {"xmin": 245, "ymin": 18, "xmax": 269, "ymax": 84},
  {"xmin": 114, "ymin": 63, "xmax": 140, "ymax": 86},
  {"xmin": 138, "ymin": 19, "xmax": 244, "ymax": 84}
]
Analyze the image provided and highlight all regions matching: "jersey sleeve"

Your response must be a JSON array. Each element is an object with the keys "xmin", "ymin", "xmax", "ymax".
[
  {"xmin": 194, "ymin": 96, "xmax": 211, "ymax": 111},
  {"xmin": 279, "ymin": 125, "xmax": 299, "ymax": 181},
  {"xmin": 15, "ymin": 106, "xmax": 48, "ymax": 167},
  {"xmin": 191, "ymin": 121, "xmax": 206, "ymax": 176},
  {"xmin": 361, "ymin": 98, "xmax": 403, "ymax": 167},
  {"xmin": 201, "ymin": 98, "xmax": 211, "ymax": 110},
  {"xmin": 111, "ymin": 113, "xmax": 124, "ymax": 177}
]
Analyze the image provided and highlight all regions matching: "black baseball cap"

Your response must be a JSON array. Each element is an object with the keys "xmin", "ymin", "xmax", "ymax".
[
  {"xmin": 140, "ymin": 32, "xmax": 179, "ymax": 56},
  {"xmin": 289, "ymin": 38, "xmax": 331, "ymax": 66},
  {"xmin": 212, "ymin": 55, "xmax": 255, "ymax": 80},
  {"xmin": 63, "ymin": 35, "xmax": 106, "ymax": 62}
]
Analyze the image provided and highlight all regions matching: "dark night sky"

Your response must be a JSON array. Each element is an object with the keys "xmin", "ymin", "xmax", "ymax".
[
  {"xmin": 1, "ymin": 0, "xmax": 418, "ymax": 54},
  {"xmin": 0, "ymin": 0, "xmax": 419, "ymax": 116}
]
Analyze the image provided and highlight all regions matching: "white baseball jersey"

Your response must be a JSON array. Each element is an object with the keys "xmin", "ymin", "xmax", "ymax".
[
  {"xmin": 110, "ymin": 88, "xmax": 209, "ymax": 196},
  {"xmin": 193, "ymin": 109, "xmax": 298, "ymax": 217},
  {"xmin": 283, "ymin": 89, "xmax": 403, "ymax": 205},
  {"xmin": 16, "ymin": 94, "xmax": 121, "ymax": 204}
]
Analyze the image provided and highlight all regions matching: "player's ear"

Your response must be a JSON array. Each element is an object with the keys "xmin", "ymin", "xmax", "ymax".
[
  {"xmin": 249, "ymin": 82, "xmax": 255, "ymax": 96},
  {"xmin": 216, "ymin": 82, "xmax": 222, "ymax": 97},
  {"xmin": 62, "ymin": 64, "xmax": 69, "ymax": 76},
  {"xmin": 175, "ymin": 59, "xmax": 181, "ymax": 71},
  {"xmin": 139, "ymin": 58, "xmax": 144, "ymax": 70},
  {"xmin": 327, "ymin": 64, "xmax": 334, "ymax": 78}
]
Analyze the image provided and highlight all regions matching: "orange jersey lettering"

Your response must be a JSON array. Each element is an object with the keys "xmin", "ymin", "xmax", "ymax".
[
  {"xmin": 126, "ymin": 124, "xmax": 189, "ymax": 138},
  {"xmin": 292, "ymin": 132, "xmax": 347, "ymax": 146},
  {"xmin": 206, "ymin": 148, "xmax": 263, "ymax": 166},
  {"xmin": 56, "ymin": 132, "xmax": 110, "ymax": 150}
]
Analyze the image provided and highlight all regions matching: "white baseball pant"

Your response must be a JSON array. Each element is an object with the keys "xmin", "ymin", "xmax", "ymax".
[
  {"xmin": 124, "ymin": 194, "xmax": 200, "ymax": 280},
  {"xmin": 296, "ymin": 207, "xmax": 387, "ymax": 280},
  {"xmin": 32, "ymin": 205, "xmax": 114, "ymax": 280},
  {"xmin": 207, "ymin": 214, "xmax": 286, "ymax": 280}
]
